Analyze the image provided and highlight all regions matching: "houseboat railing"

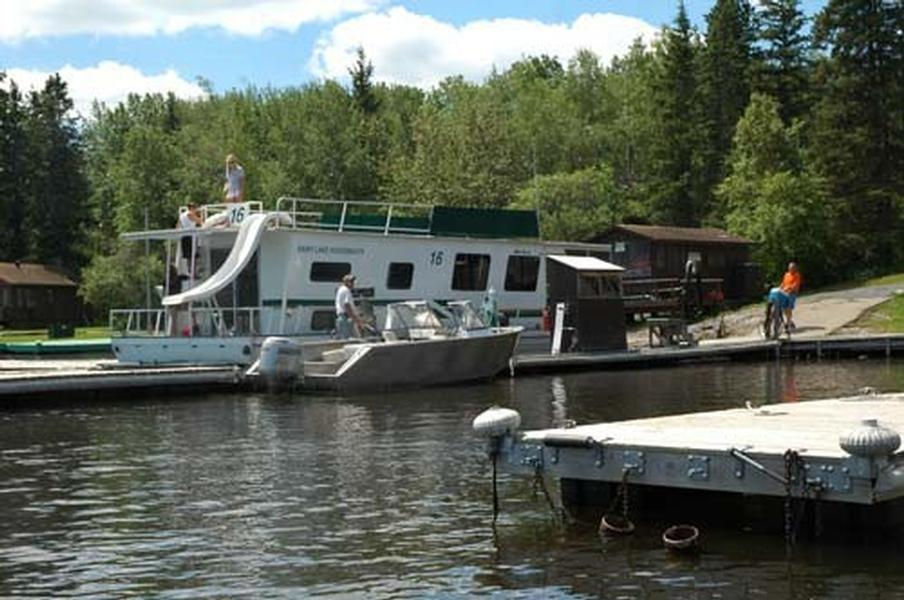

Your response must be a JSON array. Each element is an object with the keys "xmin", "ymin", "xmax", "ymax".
[
  {"xmin": 275, "ymin": 197, "xmax": 433, "ymax": 235},
  {"xmin": 110, "ymin": 306, "xmax": 264, "ymax": 337}
]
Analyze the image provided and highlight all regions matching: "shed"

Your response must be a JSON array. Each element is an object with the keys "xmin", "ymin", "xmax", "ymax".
[
  {"xmin": 545, "ymin": 255, "xmax": 626, "ymax": 352},
  {"xmin": 0, "ymin": 262, "xmax": 79, "ymax": 328},
  {"xmin": 589, "ymin": 224, "xmax": 760, "ymax": 303}
]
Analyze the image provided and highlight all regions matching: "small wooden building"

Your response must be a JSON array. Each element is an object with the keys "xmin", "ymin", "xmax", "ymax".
[
  {"xmin": 589, "ymin": 224, "xmax": 760, "ymax": 303},
  {"xmin": 0, "ymin": 262, "xmax": 79, "ymax": 328},
  {"xmin": 546, "ymin": 255, "xmax": 626, "ymax": 352}
]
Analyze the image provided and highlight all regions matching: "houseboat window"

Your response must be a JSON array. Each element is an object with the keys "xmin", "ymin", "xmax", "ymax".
[
  {"xmin": 452, "ymin": 254, "xmax": 491, "ymax": 291},
  {"xmin": 310, "ymin": 262, "xmax": 351, "ymax": 282},
  {"xmin": 504, "ymin": 256, "xmax": 539, "ymax": 291},
  {"xmin": 311, "ymin": 310, "xmax": 336, "ymax": 331},
  {"xmin": 386, "ymin": 262, "xmax": 414, "ymax": 290}
]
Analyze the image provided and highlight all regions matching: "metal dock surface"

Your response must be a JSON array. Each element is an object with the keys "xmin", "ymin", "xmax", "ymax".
[{"xmin": 495, "ymin": 393, "xmax": 904, "ymax": 506}]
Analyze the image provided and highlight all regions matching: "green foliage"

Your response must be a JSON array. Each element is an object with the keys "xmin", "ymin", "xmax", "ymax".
[
  {"xmin": 718, "ymin": 94, "xmax": 832, "ymax": 284},
  {"xmin": 697, "ymin": 0, "xmax": 754, "ymax": 216},
  {"xmin": 1, "ymin": 5, "xmax": 903, "ymax": 317},
  {"xmin": 753, "ymin": 0, "xmax": 811, "ymax": 123},
  {"xmin": 649, "ymin": 3, "xmax": 704, "ymax": 226},
  {"xmin": 511, "ymin": 165, "xmax": 624, "ymax": 241},
  {"xmin": 809, "ymin": 0, "xmax": 904, "ymax": 275},
  {"xmin": 78, "ymin": 243, "xmax": 163, "ymax": 315}
]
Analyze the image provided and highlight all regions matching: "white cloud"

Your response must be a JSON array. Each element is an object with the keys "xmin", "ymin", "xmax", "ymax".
[
  {"xmin": 0, "ymin": 0, "xmax": 381, "ymax": 42},
  {"xmin": 4, "ymin": 61, "xmax": 206, "ymax": 117},
  {"xmin": 309, "ymin": 7, "xmax": 658, "ymax": 88}
]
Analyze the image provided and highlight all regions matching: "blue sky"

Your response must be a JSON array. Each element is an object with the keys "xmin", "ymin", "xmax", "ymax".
[{"xmin": 0, "ymin": 1, "xmax": 826, "ymax": 115}]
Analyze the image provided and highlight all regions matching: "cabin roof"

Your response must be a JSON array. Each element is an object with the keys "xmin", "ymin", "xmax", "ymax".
[
  {"xmin": 600, "ymin": 224, "xmax": 750, "ymax": 245},
  {"xmin": 0, "ymin": 262, "xmax": 77, "ymax": 287},
  {"xmin": 548, "ymin": 255, "xmax": 624, "ymax": 272}
]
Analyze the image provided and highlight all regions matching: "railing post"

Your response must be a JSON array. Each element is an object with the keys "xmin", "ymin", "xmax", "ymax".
[
  {"xmin": 339, "ymin": 202, "xmax": 348, "ymax": 232},
  {"xmin": 384, "ymin": 204, "xmax": 394, "ymax": 235}
]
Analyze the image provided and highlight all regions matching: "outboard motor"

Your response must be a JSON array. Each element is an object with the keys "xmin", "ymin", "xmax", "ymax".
[{"xmin": 257, "ymin": 336, "xmax": 302, "ymax": 391}]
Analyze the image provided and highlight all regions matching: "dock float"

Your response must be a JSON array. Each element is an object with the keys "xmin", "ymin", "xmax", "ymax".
[
  {"xmin": 0, "ymin": 338, "xmax": 112, "ymax": 356},
  {"xmin": 0, "ymin": 361, "xmax": 242, "ymax": 398},
  {"xmin": 475, "ymin": 394, "xmax": 904, "ymax": 537},
  {"xmin": 513, "ymin": 339, "xmax": 778, "ymax": 373},
  {"xmin": 512, "ymin": 334, "xmax": 904, "ymax": 374}
]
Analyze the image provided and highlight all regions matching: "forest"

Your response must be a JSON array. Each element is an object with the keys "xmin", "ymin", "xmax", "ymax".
[{"xmin": 0, "ymin": 0, "xmax": 901, "ymax": 316}]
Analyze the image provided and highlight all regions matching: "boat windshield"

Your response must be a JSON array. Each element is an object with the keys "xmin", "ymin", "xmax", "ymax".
[
  {"xmin": 384, "ymin": 301, "xmax": 455, "ymax": 338},
  {"xmin": 446, "ymin": 301, "xmax": 488, "ymax": 331}
]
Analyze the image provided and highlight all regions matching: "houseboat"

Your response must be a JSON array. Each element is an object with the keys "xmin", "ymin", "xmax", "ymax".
[{"xmin": 111, "ymin": 198, "xmax": 612, "ymax": 365}]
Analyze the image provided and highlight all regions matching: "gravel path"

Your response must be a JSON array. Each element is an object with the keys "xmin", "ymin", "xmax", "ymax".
[{"xmin": 628, "ymin": 283, "xmax": 904, "ymax": 349}]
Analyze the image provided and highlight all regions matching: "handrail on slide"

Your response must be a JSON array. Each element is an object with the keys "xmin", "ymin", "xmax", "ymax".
[{"xmin": 162, "ymin": 212, "xmax": 281, "ymax": 307}]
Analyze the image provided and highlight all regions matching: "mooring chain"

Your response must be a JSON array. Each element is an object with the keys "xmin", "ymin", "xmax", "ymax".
[
  {"xmin": 602, "ymin": 467, "xmax": 633, "ymax": 525},
  {"xmin": 620, "ymin": 468, "xmax": 631, "ymax": 523},
  {"xmin": 532, "ymin": 464, "xmax": 559, "ymax": 520},
  {"xmin": 783, "ymin": 449, "xmax": 797, "ymax": 546}
]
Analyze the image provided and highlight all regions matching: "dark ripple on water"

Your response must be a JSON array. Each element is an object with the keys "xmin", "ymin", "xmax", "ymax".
[{"xmin": 2, "ymin": 360, "xmax": 904, "ymax": 597}]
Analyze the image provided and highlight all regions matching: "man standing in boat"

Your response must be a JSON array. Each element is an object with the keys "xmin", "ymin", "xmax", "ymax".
[{"xmin": 335, "ymin": 274, "xmax": 364, "ymax": 339}]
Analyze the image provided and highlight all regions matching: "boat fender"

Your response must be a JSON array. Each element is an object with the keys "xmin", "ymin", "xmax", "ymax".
[
  {"xmin": 662, "ymin": 524, "xmax": 700, "ymax": 552},
  {"xmin": 839, "ymin": 418, "xmax": 901, "ymax": 457},
  {"xmin": 472, "ymin": 406, "xmax": 521, "ymax": 437}
]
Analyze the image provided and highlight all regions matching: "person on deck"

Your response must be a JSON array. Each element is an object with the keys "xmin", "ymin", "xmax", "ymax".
[
  {"xmin": 224, "ymin": 153, "xmax": 245, "ymax": 203},
  {"xmin": 780, "ymin": 262, "xmax": 802, "ymax": 329},
  {"xmin": 335, "ymin": 274, "xmax": 364, "ymax": 339},
  {"xmin": 177, "ymin": 202, "xmax": 202, "ymax": 276}
]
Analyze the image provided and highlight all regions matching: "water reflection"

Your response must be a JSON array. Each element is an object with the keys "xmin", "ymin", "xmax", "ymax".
[{"xmin": 0, "ymin": 359, "xmax": 903, "ymax": 598}]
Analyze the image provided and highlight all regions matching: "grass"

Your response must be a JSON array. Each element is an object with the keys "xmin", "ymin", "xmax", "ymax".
[
  {"xmin": 0, "ymin": 326, "xmax": 110, "ymax": 344},
  {"xmin": 848, "ymin": 292, "xmax": 904, "ymax": 334},
  {"xmin": 862, "ymin": 273, "xmax": 904, "ymax": 287}
]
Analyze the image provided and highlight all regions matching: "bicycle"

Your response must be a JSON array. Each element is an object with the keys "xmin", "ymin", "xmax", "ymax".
[{"xmin": 763, "ymin": 288, "xmax": 790, "ymax": 340}]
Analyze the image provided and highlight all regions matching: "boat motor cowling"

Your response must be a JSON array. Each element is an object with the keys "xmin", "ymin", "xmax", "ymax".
[{"xmin": 258, "ymin": 336, "xmax": 302, "ymax": 388}]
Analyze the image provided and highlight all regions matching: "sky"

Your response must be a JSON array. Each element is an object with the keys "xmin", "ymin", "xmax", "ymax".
[{"xmin": 0, "ymin": 1, "xmax": 827, "ymax": 117}]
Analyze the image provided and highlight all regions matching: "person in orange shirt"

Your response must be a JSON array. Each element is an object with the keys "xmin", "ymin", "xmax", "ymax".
[{"xmin": 779, "ymin": 262, "xmax": 802, "ymax": 329}]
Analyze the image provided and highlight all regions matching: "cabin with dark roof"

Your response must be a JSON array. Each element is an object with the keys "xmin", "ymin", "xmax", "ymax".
[
  {"xmin": 0, "ymin": 262, "xmax": 79, "ymax": 328},
  {"xmin": 589, "ymin": 224, "xmax": 761, "ymax": 309}
]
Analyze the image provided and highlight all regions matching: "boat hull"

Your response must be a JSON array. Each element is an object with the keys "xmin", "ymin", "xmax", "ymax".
[{"xmin": 303, "ymin": 327, "xmax": 521, "ymax": 392}]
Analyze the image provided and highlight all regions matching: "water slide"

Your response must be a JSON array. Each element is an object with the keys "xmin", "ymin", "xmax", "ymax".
[{"xmin": 162, "ymin": 212, "xmax": 284, "ymax": 307}]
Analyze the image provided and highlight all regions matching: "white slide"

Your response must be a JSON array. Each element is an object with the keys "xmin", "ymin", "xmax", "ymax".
[{"xmin": 163, "ymin": 212, "xmax": 281, "ymax": 307}]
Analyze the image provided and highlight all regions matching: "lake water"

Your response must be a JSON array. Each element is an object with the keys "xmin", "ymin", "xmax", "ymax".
[{"xmin": 3, "ymin": 359, "xmax": 904, "ymax": 598}]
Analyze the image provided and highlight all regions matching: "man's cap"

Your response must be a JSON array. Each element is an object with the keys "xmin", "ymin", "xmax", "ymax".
[{"xmin": 342, "ymin": 274, "xmax": 356, "ymax": 283}]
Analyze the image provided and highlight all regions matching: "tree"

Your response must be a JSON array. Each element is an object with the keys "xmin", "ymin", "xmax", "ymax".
[
  {"xmin": 0, "ymin": 74, "xmax": 29, "ymax": 261},
  {"xmin": 698, "ymin": 0, "xmax": 754, "ymax": 220},
  {"xmin": 349, "ymin": 47, "xmax": 380, "ymax": 115},
  {"xmin": 753, "ymin": 0, "xmax": 811, "ymax": 124},
  {"xmin": 648, "ymin": 2, "xmax": 703, "ymax": 226},
  {"xmin": 510, "ymin": 165, "xmax": 624, "ymax": 241},
  {"xmin": 809, "ymin": 0, "xmax": 904, "ymax": 273},
  {"xmin": 718, "ymin": 94, "xmax": 832, "ymax": 284},
  {"xmin": 23, "ymin": 74, "xmax": 88, "ymax": 270}
]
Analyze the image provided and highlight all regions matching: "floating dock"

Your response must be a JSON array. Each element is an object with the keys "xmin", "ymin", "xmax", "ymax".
[
  {"xmin": 0, "ymin": 338, "xmax": 112, "ymax": 356},
  {"xmin": 1, "ymin": 333, "xmax": 903, "ymax": 399},
  {"xmin": 512, "ymin": 333, "xmax": 904, "ymax": 374},
  {"xmin": 480, "ymin": 393, "xmax": 904, "ymax": 537},
  {"xmin": 0, "ymin": 359, "xmax": 242, "ymax": 399}
]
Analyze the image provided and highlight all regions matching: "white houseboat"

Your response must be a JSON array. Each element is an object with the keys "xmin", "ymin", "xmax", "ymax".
[{"xmin": 111, "ymin": 198, "xmax": 612, "ymax": 365}]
